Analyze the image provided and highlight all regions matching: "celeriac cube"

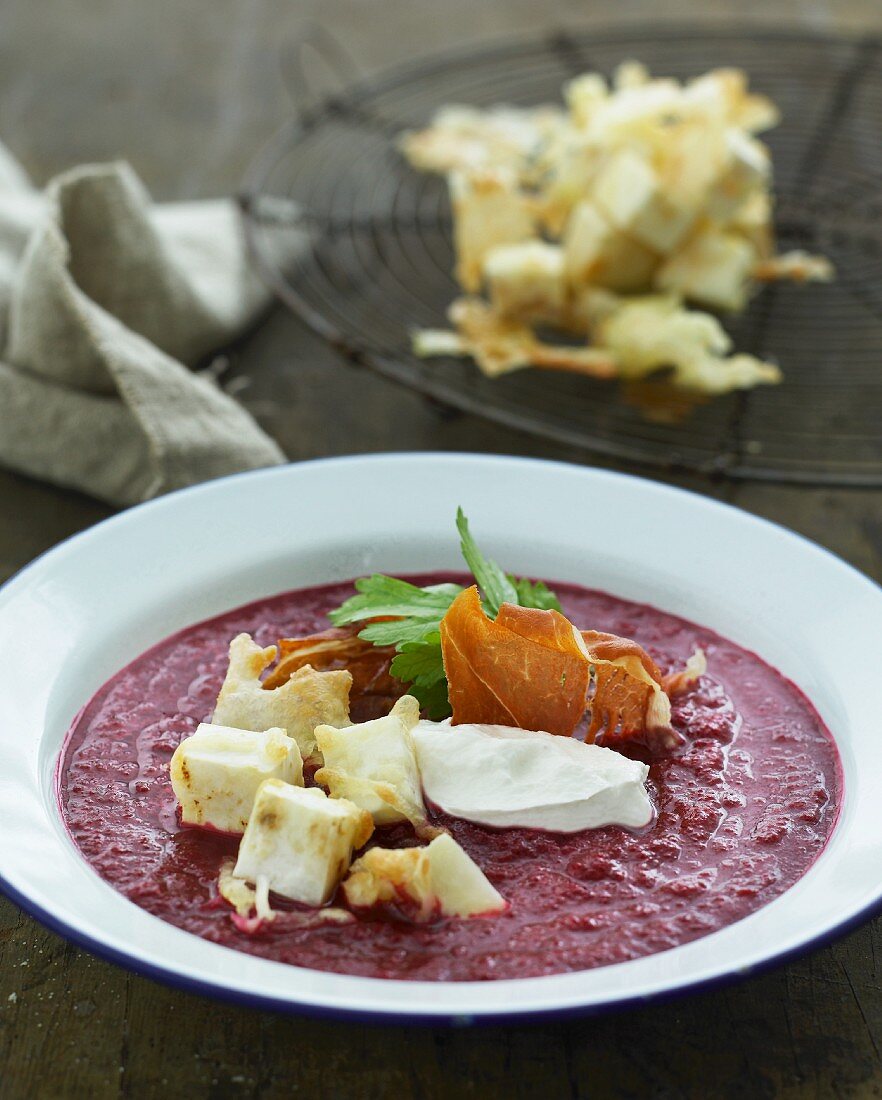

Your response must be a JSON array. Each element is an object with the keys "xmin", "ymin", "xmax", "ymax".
[
  {"xmin": 537, "ymin": 138, "xmax": 602, "ymax": 235},
  {"xmin": 592, "ymin": 148, "xmax": 695, "ymax": 254},
  {"xmin": 685, "ymin": 68, "xmax": 780, "ymax": 133},
  {"xmin": 170, "ymin": 723, "xmax": 303, "ymax": 834},
  {"xmin": 655, "ymin": 228, "xmax": 757, "ymax": 311},
  {"xmin": 706, "ymin": 129, "xmax": 771, "ymax": 221},
  {"xmin": 426, "ymin": 833, "xmax": 506, "ymax": 917},
  {"xmin": 483, "ymin": 240, "xmax": 566, "ymax": 321},
  {"xmin": 212, "ymin": 633, "xmax": 351, "ymax": 760},
  {"xmin": 450, "ymin": 167, "xmax": 536, "ymax": 292},
  {"xmin": 314, "ymin": 695, "xmax": 425, "ymax": 827},
  {"xmin": 234, "ymin": 781, "xmax": 373, "ymax": 907},
  {"xmin": 729, "ymin": 190, "xmax": 773, "ymax": 259},
  {"xmin": 582, "ymin": 79, "xmax": 683, "ymax": 144},
  {"xmin": 613, "ymin": 60, "xmax": 651, "ymax": 91},
  {"xmin": 342, "ymin": 833, "xmax": 506, "ymax": 920},
  {"xmin": 565, "ymin": 72, "xmax": 608, "ymax": 125},
  {"xmin": 563, "ymin": 200, "xmax": 657, "ymax": 292},
  {"xmin": 658, "ymin": 121, "xmax": 730, "ymax": 208}
]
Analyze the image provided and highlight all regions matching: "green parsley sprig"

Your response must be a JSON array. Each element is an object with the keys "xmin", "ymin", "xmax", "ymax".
[{"xmin": 328, "ymin": 509, "xmax": 561, "ymax": 719}]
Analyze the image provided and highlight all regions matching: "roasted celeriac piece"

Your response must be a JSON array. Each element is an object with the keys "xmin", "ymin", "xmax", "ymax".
[
  {"xmin": 591, "ymin": 147, "xmax": 696, "ymax": 254},
  {"xmin": 483, "ymin": 240, "xmax": 566, "ymax": 321},
  {"xmin": 212, "ymin": 632, "xmax": 351, "ymax": 760},
  {"xmin": 563, "ymin": 199, "xmax": 658, "ymax": 292},
  {"xmin": 402, "ymin": 60, "xmax": 831, "ymax": 395},
  {"xmin": 314, "ymin": 695, "xmax": 426, "ymax": 828},
  {"xmin": 234, "ymin": 781, "xmax": 373, "ymax": 907},
  {"xmin": 655, "ymin": 227, "xmax": 758, "ymax": 312},
  {"xmin": 170, "ymin": 723, "xmax": 303, "ymax": 834},
  {"xmin": 450, "ymin": 167, "xmax": 536, "ymax": 292},
  {"xmin": 342, "ymin": 833, "xmax": 506, "ymax": 921}
]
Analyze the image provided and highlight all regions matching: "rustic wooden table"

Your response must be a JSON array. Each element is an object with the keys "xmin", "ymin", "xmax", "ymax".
[{"xmin": 2, "ymin": 1, "xmax": 881, "ymax": 1096}]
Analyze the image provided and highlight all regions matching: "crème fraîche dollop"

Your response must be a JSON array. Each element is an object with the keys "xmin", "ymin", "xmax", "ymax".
[{"xmin": 413, "ymin": 720, "xmax": 653, "ymax": 833}]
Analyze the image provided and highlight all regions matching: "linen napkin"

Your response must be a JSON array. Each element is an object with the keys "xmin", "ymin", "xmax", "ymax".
[{"xmin": 0, "ymin": 151, "xmax": 286, "ymax": 506}]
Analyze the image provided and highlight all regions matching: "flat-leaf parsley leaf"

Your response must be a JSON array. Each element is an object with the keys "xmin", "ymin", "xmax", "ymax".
[{"xmin": 328, "ymin": 510, "xmax": 563, "ymax": 717}]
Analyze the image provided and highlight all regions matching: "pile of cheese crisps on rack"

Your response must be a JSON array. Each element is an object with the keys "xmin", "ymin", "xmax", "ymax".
[{"xmin": 402, "ymin": 62, "xmax": 832, "ymax": 395}]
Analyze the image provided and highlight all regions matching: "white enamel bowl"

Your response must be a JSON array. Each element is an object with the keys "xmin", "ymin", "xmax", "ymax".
[{"xmin": 1, "ymin": 454, "xmax": 880, "ymax": 1022}]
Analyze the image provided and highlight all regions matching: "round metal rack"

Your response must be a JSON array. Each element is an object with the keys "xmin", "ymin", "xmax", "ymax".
[{"xmin": 242, "ymin": 25, "xmax": 882, "ymax": 485}]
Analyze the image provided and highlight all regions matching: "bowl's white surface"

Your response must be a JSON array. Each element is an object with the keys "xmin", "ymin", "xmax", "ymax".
[{"xmin": 0, "ymin": 454, "xmax": 879, "ymax": 1021}]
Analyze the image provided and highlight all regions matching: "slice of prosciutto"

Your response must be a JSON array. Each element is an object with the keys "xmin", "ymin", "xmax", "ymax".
[
  {"xmin": 263, "ymin": 626, "xmax": 403, "ymax": 720},
  {"xmin": 579, "ymin": 630, "xmax": 676, "ymax": 747},
  {"xmin": 439, "ymin": 586, "xmax": 678, "ymax": 746},
  {"xmin": 439, "ymin": 586, "xmax": 590, "ymax": 735}
]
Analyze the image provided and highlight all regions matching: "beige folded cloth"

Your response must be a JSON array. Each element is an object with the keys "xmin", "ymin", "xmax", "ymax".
[{"xmin": 0, "ymin": 152, "xmax": 285, "ymax": 505}]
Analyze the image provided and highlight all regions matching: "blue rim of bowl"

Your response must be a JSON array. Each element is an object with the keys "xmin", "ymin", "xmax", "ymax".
[
  {"xmin": 4, "ymin": 869, "xmax": 882, "ymax": 1025},
  {"xmin": 1, "ymin": 453, "xmax": 881, "ymax": 1024}
]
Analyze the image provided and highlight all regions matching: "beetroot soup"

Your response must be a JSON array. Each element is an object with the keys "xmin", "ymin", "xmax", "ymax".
[{"xmin": 58, "ymin": 574, "xmax": 840, "ymax": 982}]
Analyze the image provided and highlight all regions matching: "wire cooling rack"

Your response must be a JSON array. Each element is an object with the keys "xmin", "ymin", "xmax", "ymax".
[{"xmin": 241, "ymin": 25, "xmax": 882, "ymax": 485}]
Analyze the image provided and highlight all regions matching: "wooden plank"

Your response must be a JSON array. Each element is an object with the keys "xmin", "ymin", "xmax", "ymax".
[
  {"xmin": 0, "ymin": 899, "xmax": 128, "ymax": 1096},
  {"xmin": 0, "ymin": 470, "xmax": 110, "ymax": 584},
  {"xmin": 728, "ymin": 484, "xmax": 882, "ymax": 582}
]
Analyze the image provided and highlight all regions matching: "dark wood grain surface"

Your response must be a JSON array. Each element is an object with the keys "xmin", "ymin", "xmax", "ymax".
[{"xmin": 2, "ymin": 2, "xmax": 881, "ymax": 1096}]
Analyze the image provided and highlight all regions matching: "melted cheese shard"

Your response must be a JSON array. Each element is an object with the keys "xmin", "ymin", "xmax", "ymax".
[
  {"xmin": 218, "ymin": 858, "xmax": 275, "ymax": 922},
  {"xmin": 314, "ymin": 696, "xmax": 426, "ymax": 828},
  {"xmin": 753, "ymin": 250, "xmax": 834, "ymax": 284},
  {"xmin": 233, "ymin": 781, "xmax": 373, "ymax": 907},
  {"xmin": 663, "ymin": 647, "xmax": 708, "ymax": 696},
  {"xmin": 342, "ymin": 833, "xmax": 505, "ymax": 921},
  {"xmin": 399, "ymin": 104, "xmax": 564, "ymax": 176},
  {"xmin": 217, "ymin": 859, "xmax": 355, "ymax": 932},
  {"xmin": 413, "ymin": 720, "xmax": 653, "ymax": 831},
  {"xmin": 414, "ymin": 297, "xmax": 616, "ymax": 379},
  {"xmin": 416, "ymin": 293, "xmax": 778, "ymax": 395},
  {"xmin": 170, "ymin": 723, "xmax": 303, "ymax": 834},
  {"xmin": 655, "ymin": 227, "xmax": 757, "ymax": 312},
  {"xmin": 212, "ymin": 633, "xmax": 351, "ymax": 759},
  {"xmin": 592, "ymin": 294, "xmax": 781, "ymax": 394}
]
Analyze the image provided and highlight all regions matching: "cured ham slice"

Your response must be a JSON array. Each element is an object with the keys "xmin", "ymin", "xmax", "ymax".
[
  {"xmin": 439, "ymin": 586, "xmax": 590, "ymax": 735},
  {"xmin": 264, "ymin": 626, "xmax": 402, "ymax": 719},
  {"xmin": 578, "ymin": 630, "xmax": 676, "ymax": 746},
  {"xmin": 440, "ymin": 586, "xmax": 677, "ymax": 746}
]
